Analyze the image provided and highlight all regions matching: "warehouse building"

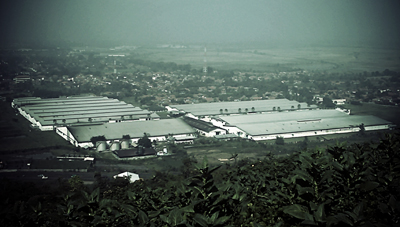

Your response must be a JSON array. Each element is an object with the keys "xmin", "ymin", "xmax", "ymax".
[
  {"xmin": 12, "ymin": 96, "xmax": 159, "ymax": 131},
  {"xmin": 213, "ymin": 109, "xmax": 392, "ymax": 141},
  {"xmin": 56, "ymin": 118, "xmax": 197, "ymax": 149},
  {"xmin": 167, "ymin": 99, "xmax": 317, "ymax": 117},
  {"xmin": 182, "ymin": 116, "xmax": 227, "ymax": 137}
]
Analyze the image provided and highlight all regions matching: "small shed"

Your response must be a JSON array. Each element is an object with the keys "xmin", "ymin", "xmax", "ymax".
[{"xmin": 113, "ymin": 172, "xmax": 140, "ymax": 183}]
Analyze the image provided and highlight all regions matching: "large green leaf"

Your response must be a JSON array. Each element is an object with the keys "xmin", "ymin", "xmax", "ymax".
[
  {"xmin": 215, "ymin": 215, "xmax": 231, "ymax": 225},
  {"xmin": 326, "ymin": 213, "xmax": 353, "ymax": 227},
  {"xmin": 210, "ymin": 211, "xmax": 219, "ymax": 223},
  {"xmin": 320, "ymin": 170, "xmax": 334, "ymax": 184},
  {"xmin": 180, "ymin": 204, "xmax": 195, "ymax": 213},
  {"xmin": 296, "ymin": 185, "xmax": 314, "ymax": 196},
  {"xmin": 314, "ymin": 203, "xmax": 326, "ymax": 222},
  {"xmin": 167, "ymin": 207, "xmax": 184, "ymax": 226},
  {"xmin": 138, "ymin": 209, "xmax": 149, "ymax": 225},
  {"xmin": 89, "ymin": 187, "xmax": 100, "ymax": 203},
  {"xmin": 343, "ymin": 152, "xmax": 356, "ymax": 169},
  {"xmin": 361, "ymin": 181, "xmax": 379, "ymax": 191},
  {"xmin": 352, "ymin": 201, "xmax": 364, "ymax": 220},
  {"xmin": 208, "ymin": 165, "xmax": 222, "ymax": 175},
  {"xmin": 194, "ymin": 213, "xmax": 209, "ymax": 227},
  {"xmin": 292, "ymin": 169, "xmax": 313, "ymax": 183},
  {"xmin": 332, "ymin": 161, "xmax": 343, "ymax": 172},
  {"xmin": 283, "ymin": 204, "xmax": 313, "ymax": 221}
]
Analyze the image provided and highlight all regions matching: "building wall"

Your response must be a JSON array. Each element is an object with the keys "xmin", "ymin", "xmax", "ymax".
[
  {"xmin": 59, "ymin": 130, "xmax": 194, "ymax": 149},
  {"xmin": 365, "ymin": 125, "xmax": 389, "ymax": 131},
  {"xmin": 40, "ymin": 124, "xmax": 55, "ymax": 131},
  {"xmin": 56, "ymin": 127, "xmax": 79, "ymax": 146},
  {"xmin": 250, "ymin": 125, "xmax": 389, "ymax": 141},
  {"xmin": 220, "ymin": 126, "xmax": 247, "ymax": 138},
  {"xmin": 198, "ymin": 128, "xmax": 226, "ymax": 137},
  {"xmin": 18, "ymin": 108, "xmax": 37, "ymax": 125}
]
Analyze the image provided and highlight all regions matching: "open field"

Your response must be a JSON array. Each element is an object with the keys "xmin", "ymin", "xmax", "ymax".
[
  {"xmin": 0, "ymin": 102, "xmax": 74, "ymax": 153},
  {"xmin": 135, "ymin": 45, "xmax": 400, "ymax": 73}
]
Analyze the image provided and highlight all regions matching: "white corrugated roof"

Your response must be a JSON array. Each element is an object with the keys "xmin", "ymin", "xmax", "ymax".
[
  {"xmin": 219, "ymin": 109, "xmax": 391, "ymax": 136},
  {"xmin": 17, "ymin": 96, "xmax": 157, "ymax": 126},
  {"xmin": 68, "ymin": 118, "xmax": 196, "ymax": 142},
  {"xmin": 170, "ymin": 99, "xmax": 317, "ymax": 116}
]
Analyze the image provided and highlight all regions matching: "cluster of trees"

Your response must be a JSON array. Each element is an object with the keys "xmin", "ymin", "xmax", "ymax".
[
  {"xmin": 0, "ymin": 132, "xmax": 399, "ymax": 226},
  {"xmin": 128, "ymin": 58, "xmax": 192, "ymax": 74}
]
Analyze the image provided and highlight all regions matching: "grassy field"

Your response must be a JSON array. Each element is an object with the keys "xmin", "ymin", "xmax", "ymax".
[
  {"xmin": 0, "ymin": 101, "xmax": 74, "ymax": 153},
  {"xmin": 135, "ymin": 45, "xmax": 400, "ymax": 73}
]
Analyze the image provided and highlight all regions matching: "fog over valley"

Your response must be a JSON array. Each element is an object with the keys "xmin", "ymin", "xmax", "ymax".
[
  {"xmin": 1, "ymin": 0, "xmax": 400, "ymax": 47},
  {"xmin": 1, "ymin": 1, "xmax": 400, "ymax": 226}
]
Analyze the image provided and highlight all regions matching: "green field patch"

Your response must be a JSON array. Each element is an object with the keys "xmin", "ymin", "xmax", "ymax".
[{"xmin": 30, "ymin": 159, "xmax": 91, "ymax": 170}]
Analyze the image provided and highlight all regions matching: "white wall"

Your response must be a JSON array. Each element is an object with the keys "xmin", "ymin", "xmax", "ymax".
[
  {"xmin": 365, "ymin": 125, "xmax": 389, "ymax": 131},
  {"xmin": 251, "ymin": 126, "xmax": 367, "ymax": 141},
  {"xmin": 56, "ymin": 127, "xmax": 81, "ymax": 147},
  {"xmin": 220, "ymin": 125, "xmax": 246, "ymax": 138},
  {"xmin": 202, "ymin": 129, "xmax": 226, "ymax": 137}
]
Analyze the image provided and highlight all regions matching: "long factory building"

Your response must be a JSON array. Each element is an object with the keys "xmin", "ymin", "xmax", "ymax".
[
  {"xmin": 12, "ymin": 96, "xmax": 159, "ymax": 131},
  {"xmin": 213, "ymin": 109, "xmax": 392, "ymax": 140},
  {"xmin": 12, "ymin": 97, "xmax": 394, "ymax": 150},
  {"xmin": 167, "ymin": 99, "xmax": 318, "ymax": 117},
  {"xmin": 167, "ymin": 99, "xmax": 393, "ymax": 141},
  {"xmin": 56, "ymin": 118, "xmax": 197, "ymax": 149}
]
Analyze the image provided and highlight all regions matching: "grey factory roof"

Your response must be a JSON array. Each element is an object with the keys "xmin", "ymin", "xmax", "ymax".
[
  {"xmin": 13, "ymin": 96, "xmax": 108, "ymax": 106},
  {"xmin": 68, "ymin": 118, "xmax": 196, "ymax": 142},
  {"xmin": 170, "ymin": 99, "xmax": 317, "ymax": 116},
  {"xmin": 16, "ymin": 96, "xmax": 158, "ymax": 126},
  {"xmin": 219, "ymin": 109, "xmax": 391, "ymax": 136},
  {"xmin": 22, "ymin": 100, "xmax": 121, "ymax": 110}
]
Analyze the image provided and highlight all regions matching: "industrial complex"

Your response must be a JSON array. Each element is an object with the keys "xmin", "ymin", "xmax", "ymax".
[
  {"xmin": 12, "ymin": 96, "xmax": 159, "ymax": 131},
  {"xmin": 12, "ymin": 96, "xmax": 394, "ymax": 152}
]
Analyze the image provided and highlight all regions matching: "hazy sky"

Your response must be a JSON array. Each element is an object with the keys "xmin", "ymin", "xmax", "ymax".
[{"xmin": 1, "ymin": 0, "xmax": 399, "ymax": 47}]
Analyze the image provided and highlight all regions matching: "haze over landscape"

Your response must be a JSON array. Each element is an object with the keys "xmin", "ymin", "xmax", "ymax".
[
  {"xmin": 1, "ymin": 1, "xmax": 400, "ymax": 226},
  {"xmin": 1, "ymin": 0, "xmax": 400, "ymax": 47}
]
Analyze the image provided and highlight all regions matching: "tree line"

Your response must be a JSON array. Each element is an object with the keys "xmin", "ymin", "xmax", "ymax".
[{"xmin": 0, "ymin": 132, "xmax": 399, "ymax": 226}]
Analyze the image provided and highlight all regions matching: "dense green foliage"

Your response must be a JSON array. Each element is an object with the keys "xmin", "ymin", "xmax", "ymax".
[
  {"xmin": 1, "ymin": 133, "xmax": 399, "ymax": 226},
  {"xmin": 138, "ymin": 133, "xmax": 153, "ymax": 148}
]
